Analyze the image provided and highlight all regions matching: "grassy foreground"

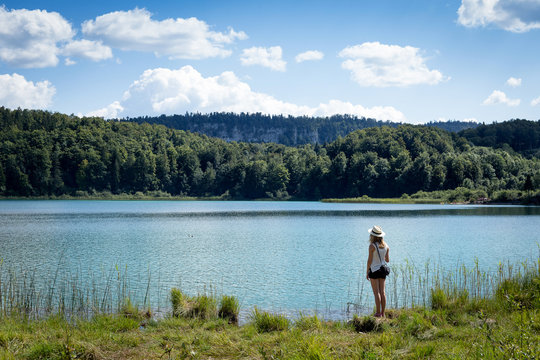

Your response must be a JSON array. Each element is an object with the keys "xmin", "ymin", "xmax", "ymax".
[{"xmin": 1, "ymin": 269, "xmax": 539, "ymax": 360}]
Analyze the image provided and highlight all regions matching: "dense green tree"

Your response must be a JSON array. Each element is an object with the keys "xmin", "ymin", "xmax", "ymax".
[
  {"xmin": 4, "ymin": 155, "xmax": 32, "ymax": 196},
  {"xmin": 0, "ymin": 162, "xmax": 5, "ymax": 193}
]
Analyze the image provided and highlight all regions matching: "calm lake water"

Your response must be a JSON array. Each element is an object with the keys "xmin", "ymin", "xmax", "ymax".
[{"xmin": 0, "ymin": 200, "xmax": 539, "ymax": 318}]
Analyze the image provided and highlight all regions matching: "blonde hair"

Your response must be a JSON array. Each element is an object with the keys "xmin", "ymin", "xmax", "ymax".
[{"xmin": 369, "ymin": 234, "xmax": 386, "ymax": 248}]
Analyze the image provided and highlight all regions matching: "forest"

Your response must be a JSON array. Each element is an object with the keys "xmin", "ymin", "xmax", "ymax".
[
  {"xmin": 125, "ymin": 112, "xmax": 479, "ymax": 146},
  {"xmin": 0, "ymin": 107, "xmax": 538, "ymax": 200}
]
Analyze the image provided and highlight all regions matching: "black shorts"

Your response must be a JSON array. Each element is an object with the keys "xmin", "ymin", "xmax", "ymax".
[{"xmin": 369, "ymin": 267, "xmax": 387, "ymax": 280}]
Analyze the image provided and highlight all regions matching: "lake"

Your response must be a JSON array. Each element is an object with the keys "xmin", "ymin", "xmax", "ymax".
[{"xmin": 0, "ymin": 200, "xmax": 539, "ymax": 319}]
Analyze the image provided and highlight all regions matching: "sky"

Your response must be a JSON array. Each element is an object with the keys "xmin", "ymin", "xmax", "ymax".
[{"xmin": 0, "ymin": 0, "xmax": 539, "ymax": 124}]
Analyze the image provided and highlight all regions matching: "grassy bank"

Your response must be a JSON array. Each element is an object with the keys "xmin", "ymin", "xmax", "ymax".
[
  {"xmin": 0, "ymin": 260, "xmax": 538, "ymax": 359},
  {"xmin": 0, "ymin": 191, "xmax": 225, "ymax": 201},
  {"xmin": 1, "ymin": 270, "xmax": 539, "ymax": 359},
  {"xmin": 322, "ymin": 197, "xmax": 442, "ymax": 204}
]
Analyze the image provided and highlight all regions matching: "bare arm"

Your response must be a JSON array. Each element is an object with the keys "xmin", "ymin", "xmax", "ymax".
[
  {"xmin": 366, "ymin": 245, "xmax": 374, "ymax": 280},
  {"xmin": 385, "ymin": 246, "xmax": 390, "ymax": 263}
]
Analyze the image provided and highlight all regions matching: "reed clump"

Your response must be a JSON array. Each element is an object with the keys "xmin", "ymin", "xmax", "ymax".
[
  {"xmin": 251, "ymin": 307, "xmax": 289, "ymax": 332},
  {"xmin": 170, "ymin": 288, "xmax": 239, "ymax": 322},
  {"xmin": 218, "ymin": 295, "xmax": 240, "ymax": 324},
  {"xmin": 170, "ymin": 288, "xmax": 217, "ymax": 319}
]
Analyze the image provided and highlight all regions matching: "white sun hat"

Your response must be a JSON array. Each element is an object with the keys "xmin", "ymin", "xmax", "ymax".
[{"xmin": 368, "ymin": 225, "xmax": 385, "ymax": 237}]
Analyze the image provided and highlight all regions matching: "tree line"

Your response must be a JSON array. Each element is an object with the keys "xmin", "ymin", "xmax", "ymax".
[{"xmin": 0, "ymin": 107, "xmax": 538, "ymax": 200}]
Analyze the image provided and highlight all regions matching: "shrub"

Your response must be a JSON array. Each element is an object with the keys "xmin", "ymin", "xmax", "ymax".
[
  {"xmin": 251, "ymin": 307, "xmax": 289, "ymax": 332},
  {"xmin": 218, "ymin": 295, "xmax": 240, "ymax": 324}
]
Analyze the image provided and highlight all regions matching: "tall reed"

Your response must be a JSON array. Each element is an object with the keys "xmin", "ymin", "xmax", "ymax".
[
  {"xmin": 0, "ymin": 262, "xmax": 156, "ymax": 320},
  {"xmin": 348, "ymin": 257, "xmax": 539, "ymax": 313},
  {"xmin": 1, "ymin": 255, "xmax": 538, "ymax": 321}
]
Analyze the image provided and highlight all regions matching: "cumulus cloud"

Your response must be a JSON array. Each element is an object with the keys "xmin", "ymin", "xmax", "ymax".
[
  {"xmin": 86, "ymin": 101, "xmax": 123, "ymax": 118},
  {"xmin": 62, "ymin": 39, "xmax": 113, "ymax": 61},
  {"xmin": 531, "ymin": 96, "xmax": 540, "ymax": 106},
  {"xmin": 295, "ymin": 50, "xmax": 324, "ymax": 63},
  {"xmin": 506, "ymin": 76, "xmax": 522, "ymax": 87},
  {"xmin": 0, "ymin": 7, "xmax": 73, "ymax": 68},
  {"xmin": 482, "ymin": 90, "xmax": 520, "ymax": 106},
  {"xmin": 90, "ymin": 66, "xmax": 405, "ymax": 122},
  {"xmin": 0, "ymin": 73, "xmax": 55, "ymax": 108},
  {"xmin": 240, "ymin": 46, "xmax": 286, "ymax": 71},
  {"xmin": 458, "ymin": 0, "xmax": 540, "ymax": 32},
  {"xmin": 82, "ymin": 8, "xmax": 247, "ymax": 59},
  {"xmin": 338, "ymin": 42, "xmax": 446, "ymax": 87}
]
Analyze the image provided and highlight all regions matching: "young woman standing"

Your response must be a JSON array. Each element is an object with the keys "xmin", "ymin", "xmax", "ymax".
[{"xmin": 366, "ymin": 225, "xmax": 390, "ymax": 317}]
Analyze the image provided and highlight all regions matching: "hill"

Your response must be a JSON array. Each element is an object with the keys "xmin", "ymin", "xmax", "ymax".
[
  {"xmin": 124, "ymin": 113, "xmax": 479, "ymax": 146},
  {"xmin": 1, "ymin": 107, "xmax": 538, "ymax": 201},
  {"xmin": 458, "ymin": 119, "xmax": 540, "ymax": 158}
]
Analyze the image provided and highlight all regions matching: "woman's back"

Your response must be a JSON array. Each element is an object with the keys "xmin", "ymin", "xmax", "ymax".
[{"xmin": 370, "ymin": 243, "xmax": 388, "ymax": 272}]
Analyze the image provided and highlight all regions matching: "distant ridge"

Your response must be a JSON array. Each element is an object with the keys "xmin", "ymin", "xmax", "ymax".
[{"xmin": 123, "ymin": 113, "xmax": 479, "ymax": 146}]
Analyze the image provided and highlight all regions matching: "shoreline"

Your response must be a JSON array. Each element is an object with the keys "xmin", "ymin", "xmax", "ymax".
[{"xmin": 0, "ymin": 195, "xmax": 533, "ymax": 205}]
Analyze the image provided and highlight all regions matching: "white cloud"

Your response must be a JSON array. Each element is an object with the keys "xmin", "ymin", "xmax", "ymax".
[
  {"xmin": 82, "ymin": 8, "xmax": 247, "ymax": 59},
  {"xmin": 506, "ymin": 76, "xmax": 522, "ymax": 87},
  {"xmin": 64, "ymin": 58, "xmax": 76, "ymax": 66},
  {"xmin": 240, "ymin": 46, "xmax": 286, "ymax": 71},
  {"xmin": 0, "ymin": 7, "xmax": 73, "ymax": 68},
  {"xmin": 62, "ymin": 39, "xmax": 113, "ymax": 61},
  {"xmin": 531, "ymin": 96, "xmax": 540, "ymax": 106},
  {"xmin": 482, "ymin": 90, "xmax": 520, "ymax": 106},
  {"xmin": 295, "ymin": 50, "xmax": 324, "ymax": 63},
  {"xmin": 86, "ymin": 101, "xmax": 123, "ymax": 118},
  {"xmin": 463, "ymin": 117, "xmax": 478, "ymax": 122},
  {"xmin": 0, "ymin": 73, "xmax": 55, "ymax": 108},
  {"xmin": 338, "ymin": 42, "xmax": 446, "ymax": 87},
  {"xmin": 458, "ymin": 0, "xmax": 540, "ymax": 32},
  {"xmin": 91, "ymin": 66, "xmax": 405, "ymax": 122}
]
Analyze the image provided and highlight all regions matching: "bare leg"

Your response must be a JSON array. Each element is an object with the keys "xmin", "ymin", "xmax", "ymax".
[
  {"xmin": 378, "ymin": 278, "xmax": 386, "ymax": 317},
  {"xmin": 370, "ymin": 278, "xmax": 381, "ymax": 315}
]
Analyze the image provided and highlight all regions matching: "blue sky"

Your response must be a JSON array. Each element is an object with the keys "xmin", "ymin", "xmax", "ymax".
[{"xmin": 0, "ymin": 0, "xmax": 539, "ymax": 123}]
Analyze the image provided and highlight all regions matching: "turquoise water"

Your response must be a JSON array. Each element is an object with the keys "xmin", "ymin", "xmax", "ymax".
[{"xmin": 0, "ymin": 200, "xmax": 539, "ymax": 317}]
